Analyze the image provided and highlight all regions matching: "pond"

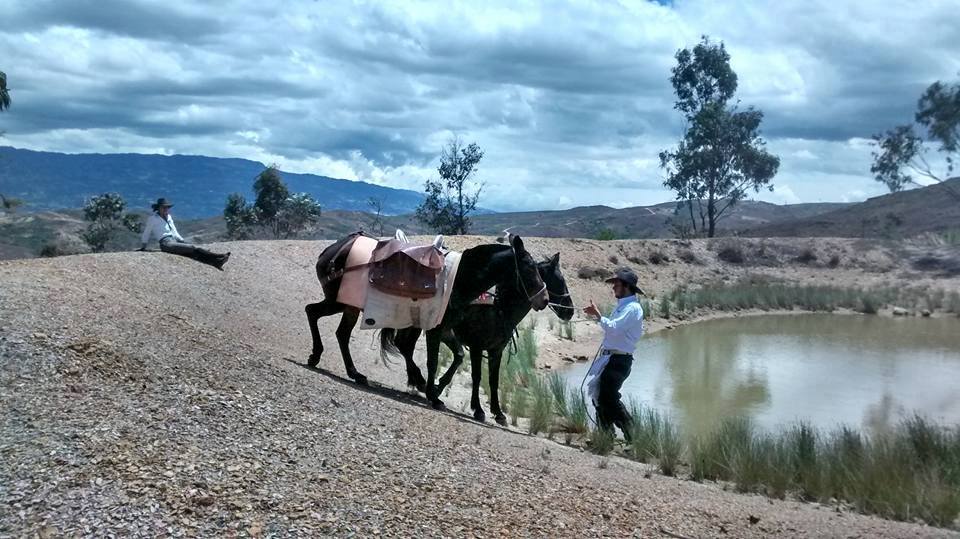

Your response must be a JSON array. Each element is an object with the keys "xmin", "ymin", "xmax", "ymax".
[{"xmin": 561, "ymin": 314, "xmax": 960, "ymax": 436}]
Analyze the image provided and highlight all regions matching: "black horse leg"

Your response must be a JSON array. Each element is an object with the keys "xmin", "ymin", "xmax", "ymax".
[
  {"xmin": 398, "ymin": 329, "xmax": 426, "ymax": 392},
  {"xmin": 424, "ymin": 328, "xmax": 444, "ymax": 409},
  {"xmin": 488, "ymin": 348, "xmax": 507, "ymax": 426},
  {"xmin": 335, "ymin": 307, "xmax": 367, "ymax": 385},
  {"xmin": 435, "ymin": 331, "xmax": 464, "ymax": 395},
  {"xmin": 469, "ymin": 347, "xmax": 485, "ymax": 422},
  {"xmin": 305, "ymin": 299, "xmax": 345, "ymax": 367}
]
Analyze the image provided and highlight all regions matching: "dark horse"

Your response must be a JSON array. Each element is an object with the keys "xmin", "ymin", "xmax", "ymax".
[
  {"xmin": 305, "ymin": 232, "xmax": 549, "ymax": 408},
  {"xmin": 381, "ymin": 253, "xmax": 575, "ymax": 425}
]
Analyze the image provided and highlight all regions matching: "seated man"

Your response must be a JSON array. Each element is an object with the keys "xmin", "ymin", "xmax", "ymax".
[{"xmin": 139, "ymin": 198, "xmax": 230, "ymax": 271}]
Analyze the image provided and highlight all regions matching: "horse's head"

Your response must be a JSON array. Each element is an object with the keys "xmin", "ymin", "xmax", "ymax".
[
  {"xmin": 539, "ymin": 252, "xmax": 574, "ymax": 321},
  {"xmin": 507, "ymin": 234, "xmax": 549, "ymax": 311}
]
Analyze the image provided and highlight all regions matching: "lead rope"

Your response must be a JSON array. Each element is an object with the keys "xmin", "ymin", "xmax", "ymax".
[{"xmin": 579, "ymin": 344, "xmax": 604, "ymax": 428}]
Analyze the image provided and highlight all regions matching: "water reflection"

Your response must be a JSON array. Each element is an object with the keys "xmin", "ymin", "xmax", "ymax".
[{"xmin": 562, "ymin": 314, "xmax": 960, "ymax": 436}]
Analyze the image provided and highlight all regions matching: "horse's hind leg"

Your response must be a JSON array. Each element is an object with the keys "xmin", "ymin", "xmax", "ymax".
[
  {"xmin": 488, "ymin": 348, "xmax": 508, "ymax": 426},
  {"xmin": 336, "ymin": 307, "xmax": 367, "ymax": 385},
  {"xmin": 435, "ymin": 330, "xmax": 465, "ymax": 395},
  {"xmin": 305, "ymin": 299, "xmax": 344, "ymax": 367},
  {"xmin": 397, "ymin": 329, "xmax": 426, "ymax": 392},
  {"xmin": 469, "ymin": 347, "xmax": 485, "ymax": 422}
]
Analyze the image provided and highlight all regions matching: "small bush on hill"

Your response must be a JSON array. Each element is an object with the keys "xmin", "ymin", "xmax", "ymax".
[
  {"xmin": 677, "ymin": 249, "xmax": 699, "ymax": 264},
  {"xmin": 717, "ymin": 244, "xmax": 745, "ymax": 264},
  {"xmin": 577, "ymin": 266, "xmax": 613, "ymax": 280},
  {"xmin": 795, "ymin": 249, "xmax": 818, "ymax": 264},
  {"xmin": 648, "ymin": 250, "xmax": 670, "ymax": 265}
]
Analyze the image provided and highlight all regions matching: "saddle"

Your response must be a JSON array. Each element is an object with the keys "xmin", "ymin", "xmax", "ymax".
[{"xmin": 368, "ymin": 235, "xmax": 445, "ymax": 299}]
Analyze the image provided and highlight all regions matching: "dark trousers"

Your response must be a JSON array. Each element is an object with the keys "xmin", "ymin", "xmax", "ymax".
[
  {"xmin": 159, "ymin": 238, "xmax": 223, "ymax": 268},
  {"xmin": 595, "ymin": 353, "xmax": 634, "ymax": 438}
]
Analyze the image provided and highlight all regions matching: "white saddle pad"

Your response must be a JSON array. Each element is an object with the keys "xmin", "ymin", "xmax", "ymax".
[{"xmin": 359, "ymin": 251, "xmax": 462, "ymax": 331}]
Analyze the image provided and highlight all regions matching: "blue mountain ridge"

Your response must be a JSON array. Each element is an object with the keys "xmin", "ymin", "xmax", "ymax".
[{"xmin": 0, "ymin": 146, "xmax": 428, "ymax": 217}]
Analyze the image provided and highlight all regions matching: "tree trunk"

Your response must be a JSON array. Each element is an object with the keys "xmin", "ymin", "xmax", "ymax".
[
  {"xmin": 707, "ymin": 194, "xmax": 716, "ymax": 238},
  {"xmin": 687, "ymin": 199, "xmax": 697, "ymax": 234}
]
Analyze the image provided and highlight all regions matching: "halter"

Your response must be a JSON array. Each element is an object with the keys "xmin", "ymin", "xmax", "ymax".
[{"xmin": 510, "ymin": 245, "xmax": 547, "ymax": 304}]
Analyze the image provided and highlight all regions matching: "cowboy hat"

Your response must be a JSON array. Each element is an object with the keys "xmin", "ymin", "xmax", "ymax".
[
  {"xmin": 605, "ymin": 267, "xmax": 645, "ymax": 296},
  {"xmin": 151, "ymin": 197, "xmax": 174, "ymax": 211}
]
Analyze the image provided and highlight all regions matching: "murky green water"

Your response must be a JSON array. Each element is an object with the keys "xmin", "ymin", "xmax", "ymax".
[{"xmin": 562, "ymin": 314, "xmax": 960, "ymax": 436}]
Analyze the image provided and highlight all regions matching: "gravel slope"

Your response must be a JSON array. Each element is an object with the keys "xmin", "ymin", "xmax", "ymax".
[{"xmin": 1, "ymin": 238, "xmax": 956, "ymax": 537}]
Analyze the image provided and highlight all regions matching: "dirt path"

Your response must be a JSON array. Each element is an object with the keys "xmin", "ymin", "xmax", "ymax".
[{"xmin": 1, "ymin": 238, "xmax": 957, "ymax": 537}]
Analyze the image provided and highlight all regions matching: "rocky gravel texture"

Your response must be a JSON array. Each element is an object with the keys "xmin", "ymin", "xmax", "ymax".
[{"xmin": 1, "ymin": 238, "xmax": 957, "ymax": 537}]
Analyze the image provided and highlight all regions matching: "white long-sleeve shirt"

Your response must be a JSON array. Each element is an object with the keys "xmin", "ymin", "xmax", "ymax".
[
  {"xmin": 598, "ymin": 295, "xmax": 644, "ymax": 354},
  {"xmin": 140, "ymin": 213, "xmax": 184, "ymax": 246}
]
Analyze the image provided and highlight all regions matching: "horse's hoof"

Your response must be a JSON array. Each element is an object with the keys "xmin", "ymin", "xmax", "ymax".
[
  {"xmin": 494, "ymin": 414, "xmax": 507, "ymax": 426},
  {"xmin": 430, "ymin": 399, "xmax": 446, "ymax": 410},
  {"xmin": 473, "ymin": 409, "xmax": 486, "ymax": 423},
  {"xmin": 351, "ymin": 373, "xmax": 368, "ymax": 386},
  {"xmin": 307, "ymin": 353, "xmax": 321, "ymax": 368}
]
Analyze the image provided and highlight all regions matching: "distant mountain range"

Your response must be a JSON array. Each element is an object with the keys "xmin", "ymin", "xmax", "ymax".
[
  {"xmin": 742, "ymin": 177, "xmax": 960, "ymax": 238},
  {"xmin": 0, "ymin": 147, "xmax": 427, "ymax": 217},
  {"xmin": 464, "ymin": 200, "xmax": 849, "ymax": 238}
]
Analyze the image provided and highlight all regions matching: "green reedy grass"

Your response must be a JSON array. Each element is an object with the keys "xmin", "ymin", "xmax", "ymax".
[
  {"xmin": 656, "ymin": 419, "xmax": 683, "ymax": 476},
  {"xmin": 627, "ymin": 401, "xmax": 662, "ymax": 463},
  {"xmin": 656, "ymin": 278, "xmax": 956, "ymax": 318},
  {"xmin": 527, "ymin": 375, "xmax": 554, "ymax": 435},
  {"xmin": 557, "ymin": 319, "xmax": 575, "ymax": 341},
  {"xmin": 565, "ymin": 389, "xmax": 589, "ymax": 434},
  {"xmin": 658, "ymin": 297, "xmax": 672, "ymax": 318},
  {"xmin": 548, "ymin": 373, "xmax": 569, "ymax": 418},
  {"xmin": 588, "ymin": 427, "xmax": 616, "ymax": 455}
]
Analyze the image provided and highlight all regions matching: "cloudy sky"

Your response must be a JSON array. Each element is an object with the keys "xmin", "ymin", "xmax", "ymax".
[{"xmin": 2, "ymin": 0, "xmax": 958, "ymax": 211}]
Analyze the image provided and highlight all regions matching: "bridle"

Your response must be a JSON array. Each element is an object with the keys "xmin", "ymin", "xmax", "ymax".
[{"xmin": 509, "ymin": 244, "xmax": 547, "ymax": 304}]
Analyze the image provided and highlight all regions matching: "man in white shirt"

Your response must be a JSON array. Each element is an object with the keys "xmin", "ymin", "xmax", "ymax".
[
  {"xmin": 139, "ymin": 198, "xmax": 230, "ymax": 270},
  {"xmin": 583, "ymin": 268, "xmax": 645, "ymax": 440}
]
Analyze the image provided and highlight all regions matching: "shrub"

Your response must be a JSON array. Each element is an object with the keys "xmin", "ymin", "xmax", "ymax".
[
  {"xmin": 658, "ymin": 297, "xmax": 671, "ymax": 319},
  {"xmin": 588, "ymin": 427, "xmax": 616, "ymax": 455},
  {"xmin": 527, "ymin": 376, "xmax": 554, "ymax": 435},
  {"xmin": 595, "ymin": 228, "xmax": 617, "ymax": 241},
  {"xmin": 677, "ymin": 249, "xmax": 699, "ymax": 264},
  {"xmin": 717, "ymin": 243, "xmax": 745, "ymax": 264},
  {"xmin": 649, "ymin": 250, "xmax": 670, "ymax": 265},
  {"xmin": 795, "ymin": 249, "xmax": 818, "ymax": 264},
  {"xmin": 827, "ymin": 254, "xmax": 841, "ymax": 268},
  {"xmin": 577, "ymin": 266, "xmax": 613, "ymax": 280}
]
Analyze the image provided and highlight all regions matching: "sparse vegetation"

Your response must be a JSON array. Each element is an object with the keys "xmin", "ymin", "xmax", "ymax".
[
  {"xmin": 576, "ymin": 266, "xmax": 612, "ymax": 280},
  {"xmin": 677, "ymin": 249, "xmax": 699, "ymax": 264},
  {"xmin": 595, "ymin": 228, "xmax": 617, "ymax": 241},
  {"xmin": 648, "ymin": 277, "xmax": 955, "ymax": 317},
  {"xmin": 588, "ymin": 427, "xmax": 615, "ymax": 455},
  {"xmin": 715, "ymin": 240, "xmax": 745, "ymax": 264},
  {"xmin": 648, "ymin": 250, "xmax": 670, "ymax": 265},
  {"xmin": 81, "ymin": 193, "xmax": 143, "ymax": 253},
  {"xmin": 224, "ymin": 166, "xmax": 322, "ymax": 239},
  {"xmin": 557, "ymin": 319, "xmax": 575, "ymax": 341},
  {"xmin": 795, "ymin": 248, "xmax": 817, "ymax": 264}
]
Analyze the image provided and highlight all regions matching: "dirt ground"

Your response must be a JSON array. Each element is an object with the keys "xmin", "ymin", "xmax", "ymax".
[{"xmin": 1, "ymin": 236, "xmax": 957, "ymax": 537}]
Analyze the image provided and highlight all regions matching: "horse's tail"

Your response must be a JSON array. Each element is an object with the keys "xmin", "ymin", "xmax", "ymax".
[{"xmin": 380, "ymin": 328, "xmax": 401, "ymax": 366}]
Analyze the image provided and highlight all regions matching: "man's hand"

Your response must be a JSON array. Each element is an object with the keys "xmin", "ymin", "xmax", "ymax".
[{"xmin": 583, "ymin": 300, "xmax": 601, "ymax": 320}]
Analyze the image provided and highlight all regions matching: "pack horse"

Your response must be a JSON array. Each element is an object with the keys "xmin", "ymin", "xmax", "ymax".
[{"xmin": 305, "ymin": 230, "xmax": 549, "ymax": 408}]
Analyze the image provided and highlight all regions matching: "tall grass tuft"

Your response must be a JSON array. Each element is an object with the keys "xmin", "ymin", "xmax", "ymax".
[
  {"xmin": 548, "ymin": 373, "xmax": 569, "ymax": 418},
  {"xmin": 588, "ymin": 427, "xmax": 616, "ymax": 455},
  {"xmin": 627, "ymin": 401, "xmax": 661, "ymax": 463},
  {"xmin": 527, "ymin": 376, "xmax": 554, "ymax": 435},
  {"xmin": 656, "ymin": 418, "xmax": 683, "ymax": 476},
  {"xmin": 659, "ymin": 297, "xmax": 672, "ymax": 319},
  {"xmin": 565, "ymin": 389, "xmax": 589, "ymax": 434},
  {"xmin": 557, "ymin": 319, "xmax": 575, "ymax": 341}
]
